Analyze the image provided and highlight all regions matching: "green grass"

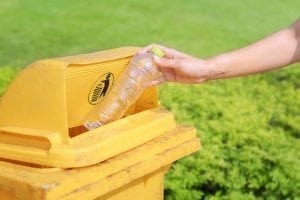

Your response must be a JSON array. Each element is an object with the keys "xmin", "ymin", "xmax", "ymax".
[
  {"xmin": 0, "ymin": 0, "xmax": 299, "ymax": 199},
  {"xmin": 0, "ymin": 0, "xmax": 299, "ymax": 67}
]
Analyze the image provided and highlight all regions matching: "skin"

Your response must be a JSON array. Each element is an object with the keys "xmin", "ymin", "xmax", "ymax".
[{"xmin": 138, "ymin": 19, "xmax": 300, "ymax": 85}]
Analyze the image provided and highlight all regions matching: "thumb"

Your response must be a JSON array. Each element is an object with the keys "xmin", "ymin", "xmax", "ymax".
[{"xmin": 153, "ymin": 56, "xmax": 180, "ymax": 69}]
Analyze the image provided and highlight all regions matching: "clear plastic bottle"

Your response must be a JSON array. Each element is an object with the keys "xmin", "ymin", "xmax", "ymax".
[{"xmin": 83, "ymin": 46, "xmax": 165, "ymax": 130}]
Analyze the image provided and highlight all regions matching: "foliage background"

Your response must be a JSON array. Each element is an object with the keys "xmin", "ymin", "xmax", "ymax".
[{"xmin": 0, "ymin": 0, "xmax": 299, "ymax": 199}]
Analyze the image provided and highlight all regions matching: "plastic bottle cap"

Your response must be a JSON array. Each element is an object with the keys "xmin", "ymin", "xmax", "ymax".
[{"xmin": 150, "ymin": 45, "xmax": 165, "ymax": 58}]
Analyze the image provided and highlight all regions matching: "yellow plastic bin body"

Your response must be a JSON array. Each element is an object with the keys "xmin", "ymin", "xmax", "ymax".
[{"xmin": 0, "ymin": 47, "xmax": 200, "ymax": 199}]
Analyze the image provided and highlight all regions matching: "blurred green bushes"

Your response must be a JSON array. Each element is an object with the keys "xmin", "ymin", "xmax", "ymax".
[{"xmin": 161, "ymin": 66, "xmax": 300, "ymax": 199}]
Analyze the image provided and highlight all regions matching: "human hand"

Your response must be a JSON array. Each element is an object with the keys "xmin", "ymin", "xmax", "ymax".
[{"xmin": 138, "ymin": 44, "xmax": 222, "ymax": 85}]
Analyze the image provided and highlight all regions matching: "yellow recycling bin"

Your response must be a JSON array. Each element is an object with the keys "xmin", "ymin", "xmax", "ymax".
[{"xmin": 0, "ymin": 47, "xmax": 200, "ymax": 199}]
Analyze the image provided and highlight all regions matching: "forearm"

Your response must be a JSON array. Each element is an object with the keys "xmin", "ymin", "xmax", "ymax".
[{"xmin": 206, "ymin": 22, "xmax": 300, "ymax": 80}]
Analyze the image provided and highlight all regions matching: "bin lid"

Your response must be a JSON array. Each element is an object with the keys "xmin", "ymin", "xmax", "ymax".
[{"xmin": 0, "ymin": 47, "xmax": 173, "ymax": 168}]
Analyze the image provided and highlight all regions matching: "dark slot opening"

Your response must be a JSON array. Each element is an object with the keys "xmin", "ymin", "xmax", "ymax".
[{"xmin": 68, "ymin": 125, "xmax": 89, "ymax": 138}]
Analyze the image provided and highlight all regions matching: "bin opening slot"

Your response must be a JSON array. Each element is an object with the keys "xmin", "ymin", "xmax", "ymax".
[
  {"xmin": 68, "ymin": 115, "xmax": 129, "ymax": 138},
  {"xmin": 68, "ymin": 125, "xmax": 88, "ymax": 137}
]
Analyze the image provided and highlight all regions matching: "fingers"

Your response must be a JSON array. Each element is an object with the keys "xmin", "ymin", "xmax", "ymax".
[
  {"xmin": 138, "ymin": 44, "xmax": 190, "ymax": 59},
  {"xmin": 153, "ymin": 56, "xmax": 181, "ymax": 69},
  {"xmin": 147, "ymin": 75, "xmax": 167, "ymax": 86}
]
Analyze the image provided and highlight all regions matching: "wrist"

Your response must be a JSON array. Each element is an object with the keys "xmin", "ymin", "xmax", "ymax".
[{"xmin": 203, "ymin": 54, "xmax": 231, "ymax": 81}]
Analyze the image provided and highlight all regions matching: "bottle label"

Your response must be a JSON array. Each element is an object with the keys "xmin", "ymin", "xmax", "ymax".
[{"xmin": 88, "ymin": 72, "xmax": 114, "ymax": 105}]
